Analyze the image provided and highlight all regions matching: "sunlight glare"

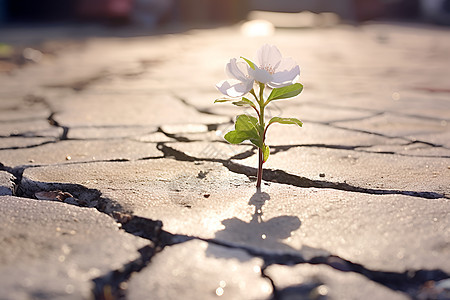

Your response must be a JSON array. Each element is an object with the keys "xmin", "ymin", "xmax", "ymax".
[{"xmin": 241, "ymin": 20, "xmax": 275, "ymax": 37}]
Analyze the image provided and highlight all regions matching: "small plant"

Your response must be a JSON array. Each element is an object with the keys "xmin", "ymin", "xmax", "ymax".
[{"xmin": 215, "ymin": 44, "xmax": 303, "ymax": 188}]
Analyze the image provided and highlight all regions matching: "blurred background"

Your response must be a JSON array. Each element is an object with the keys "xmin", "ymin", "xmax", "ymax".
[
  {"xmin": 0, "ymin": 0, "xmax": 449, "ymax": 26},
  {"xmin": 0, "ymin": 0, "xmax": 449, "ymax": 73}
]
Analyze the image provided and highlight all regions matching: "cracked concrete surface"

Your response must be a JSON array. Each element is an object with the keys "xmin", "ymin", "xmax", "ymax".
[
  {"xmin": 0, "ymin": 170, "xmax": 15, "ymax": 195},
  {"xmin": 0, "ymin": 22, "xmax": 449, "ymax": 299},
  {"xmin": 0, "ymin": 196, "xmax": 149, "ymax": 299}
]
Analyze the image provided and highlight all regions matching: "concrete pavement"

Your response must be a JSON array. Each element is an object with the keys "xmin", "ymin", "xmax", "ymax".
[{"xmin": 0, "ymin": 21, "xmax": 449, "ymax": 299}]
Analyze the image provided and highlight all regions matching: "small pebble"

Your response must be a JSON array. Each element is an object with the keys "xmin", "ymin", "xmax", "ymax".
[
  {"xmin": 319, "ymin": 173, "xmax": 325, "ymax": 177},
  {"xmin": 203, "ymin": 194, "xmax": 210, "ymax": 198},
  {"xmin": 197, "ymin": 171, "xmax": 207, "ymax": 179}
]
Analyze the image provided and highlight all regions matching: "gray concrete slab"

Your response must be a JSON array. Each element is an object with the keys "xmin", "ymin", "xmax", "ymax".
[
  {"xmin": 262, "ymin": 122, "xmax": 407, "ymax": 148},
  {"xmin": 0, "ymin": 105, "xmax": 50, "ymax": 122},
  {"xmin": 20, "ymin": 163, "xmax": 450, "ymax": 273},
  {"xmin": 265, "ymin": 264, "xmax": 409, "ymax": 300},
  {"xmin": 20, "ymin": 159, "xmax": 250, "ymax": 214},
  {"xmin": 334, "ymin": 113, "xmax": 450, "ymax": 147},
  {"xmin": 0, "ymin": 139, "xmax": 162, "ymax": 168},
  {"xmin": 168, "ymin": 141, "xmax": 254, "ymax": 160},
  {"xmin": 127, "ymin": 239, "xmax": 272, "ymax": 300},
  {"xmin": 360, "ymin": 143, "xmax": 450, "ymax": 158},
  {"xmin": 238, "ymin": 146, "xmax": 450, "ymax": 197},
  {"xmin": 0, "ymin": 196, "xmax": 149, "ymax": 299},
  {"xmin": 67, "ymin": 125, "xmax": 158, "ymax": 140},
  {"xmin": 0, "ymin": 119, "xmax": 62, "ymax": 138},
  {"xmin": 48, "ymin": 93, "xmax": 228, "ymax": 131},
  {"xmin": 0, "ymin": 171, "xmax": 15, "ymax": 195}
]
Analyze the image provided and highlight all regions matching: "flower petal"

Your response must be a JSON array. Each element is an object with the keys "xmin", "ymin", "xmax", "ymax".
[
  {"xmin": 256, "ymin": 44, "xmax": 282, "ymax": 71},
  {"xmin": 268, "ymin": 70, "xmax": 299, "ymax": 88},
  {"xmin": 250, "ymin": 67, "xmax": 273, "ymax": 84},
  {"xmin": 275, "ymin": 57, "xmax": 299, "ymax": 73},
  {"xmin": 270, "ymin": 58, "xmax": 300, "ymax": 88},
  {"xmin": 226, "ymin": 58, "xmax": 251, "ymax": 82},
  {"xmin": 216, "ymin": 79, "xmax": 254, "ymax": 97}
]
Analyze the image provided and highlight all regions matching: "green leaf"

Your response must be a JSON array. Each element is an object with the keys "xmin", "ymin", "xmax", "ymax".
[
  {"xmin": 214, "ymin": 98, "xmax": 231, "ymax": 103},
  {"xmin": 224, "ymin": 130, "xmax": 251, "ymax": 144},
  {"xmin": 268, "ymin": 117, "xmax": 303, "ymax": 127},
  {"xmin": 235, "ymin": 114, "xmax": 259, "ymax": 132},
  {"xmin": 240, "ymin": 56, "xmax": 256, "ymax": 70},
  {"xmin": 214, "ymin": 97, "xmax": 256, "ymax": 108},
  {"xmin": 267, "ymin": 83, "xmax": 303, "ymax": 102},
  {"xmin": 249, "ymin": 138, "xmax": 263, "ymax": 149},
  {"xmin": 263, "ymin": 144, "xmax": 270, "ymax": 162},
  {"xmin": 240, "ymin": 97, "xmax": 256, "ymax": 107},
  {"xmin": 231, "ymin": 98, "xmax": 256, "ymax": 108},
  {"xmin": 223, "ymin": 114, "xmax": 263, "ymax": 148}
]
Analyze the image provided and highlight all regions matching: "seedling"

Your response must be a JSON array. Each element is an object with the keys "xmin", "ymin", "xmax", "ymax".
[{"xmin": 215, "ymin": 44, "xmax": 303, "ymax": 188}]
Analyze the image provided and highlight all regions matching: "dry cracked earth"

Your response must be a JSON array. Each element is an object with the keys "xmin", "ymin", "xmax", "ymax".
[{"xmin": 0, "ymin": 23, "xmax": 450, "ymax": 299}]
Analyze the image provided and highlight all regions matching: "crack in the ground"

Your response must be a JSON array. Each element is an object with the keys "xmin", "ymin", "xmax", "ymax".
[
  {"xmin": 157, "ymin": 99, "xmax": 450, "ymax": 159},
  {"xmin": 4, "ymin": 93, "xmax": 448, "ymax": 298},
  {"xmin": 92, "ymin": 244, "xmax": 156, "ymax": 300},
  {"xmin": 44, "ymin": 71, "xmax": 109, "ymax": 92},
  {"xmin": 91, "ymin": 216, "xmax": 165, "ymax": 299},
  {"xmin": 11, "ymin": 161, "xmax": 450, "ymax": 299},
  {"xmin": 156, "ymin": 126, "xmax": 193, "ymax": 143},
  {"xmin": 226, "ymin": 140, "xmax": 450, "ymax": 159},
  {"xmin": 0, "ymin": 139, "xmax": 58, "ymax": 151},
  {"xmin": 301, "ymin": 111, "xmax": 384, "ymax": 125},
  {"xmin": 323, "ymin": 121, "xmax": 449, "ymax": 151},
  {"xmin": 0, "ymin": 164, "xmax": 25, "ymax": 195},
  {"xmin": 107, "ymin": 214, "xmax": 450, "ymax": 300},
  {"xmin": 261, "ymin": 265, "xmax": 279, "ymax": 300},
  {"xmin": 270, "ymin": 143, "xmax": 360, "ymax": 155},
  {"xmin": 10, "ymin": 167, "xmax": 270, "ymax": 299},
  {"xmin": 156, "ymin": 142, "xmax": 448, "ymax": 200},
  {"xmin": 230, "ymin": 148, "xmax": 257, "ymax": 160},
  {"xmin": 3, "ymin": 138, "xmax": 446, "ymax": 202},
  {"xmin": 1, "ymin": 94, "xmax": 70, "ymax": 143},
  {"xmin": 174, "ymin": 97, "xmax": 449, "ymax": 151},
  {"xmin": 47, "ymin": 112, "xmax": 69, "ymax": 140},
  {"xmin": 355, "ymin": 147, "xmax": 450, "ymax": 159},
  {"xmin": 173, "ymin": 94, "xmax": 221, "ymax": 116},
  {"xmin": 271, "ymin": 142, "xmax": 450, "ymax": 159},
  {"xmin": 156, "ymin": 121, "xmax": 231, "ymax": 143},
  {"xmin": 301, "ymin": 101, "xmax": 450, "ymax": 124},
  {"xmin": 197, "ymin": 233, "xmax": 450, "ymax": 298}
]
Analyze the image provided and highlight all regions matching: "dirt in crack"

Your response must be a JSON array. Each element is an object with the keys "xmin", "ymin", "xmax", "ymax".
[
  {"xmin": 91, "ymin": 213, "xmax": 193, "ymax": 300},
  {"xmin": 93, "ymin": 244, "xmax": 156, "ymax": 300}
]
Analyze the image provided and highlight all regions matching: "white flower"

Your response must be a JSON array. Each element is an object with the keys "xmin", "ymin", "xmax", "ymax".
[
  {"xmin": 251, "ymin": 44, "xmax": 300, "ymax": 88},
  {"xmin": 216, "ymin": 44, "xmax": 300, "ymax": 97},
  {"xmin": 216, "ymin": 58, "xmax": 254, "ymax": 97}
]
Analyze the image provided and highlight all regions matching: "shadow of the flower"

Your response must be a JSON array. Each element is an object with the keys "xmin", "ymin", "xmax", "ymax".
[{"xmin": 206, "ymin": 188, "xmax": 301, "ymax": 261}]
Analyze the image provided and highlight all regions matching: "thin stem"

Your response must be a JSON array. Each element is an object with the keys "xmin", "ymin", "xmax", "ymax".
[
  {"xmin": 252, "ymin": 105, "xmax": 260, "ymax": 119},
  {"xmin": 256, "ymin": 148, "xmax": 263, "ymax": 188},
  {"xmin": 258, "ymin": 83, "xmax": 265, "ymax": 109},
  {"xmin": 256, "ymin": 83, "xmax": 266, "ymax": 188},
  {"xmin": 248, "ymin": 89, "xmax": 261, "ymax": 118},
  {"xmin": 250, "ymin": 89, "xmax": 258, "ymax": 102},
  {"xmin": 262, "ymin": 122, "xmax": 271, "ymax": 141}
]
